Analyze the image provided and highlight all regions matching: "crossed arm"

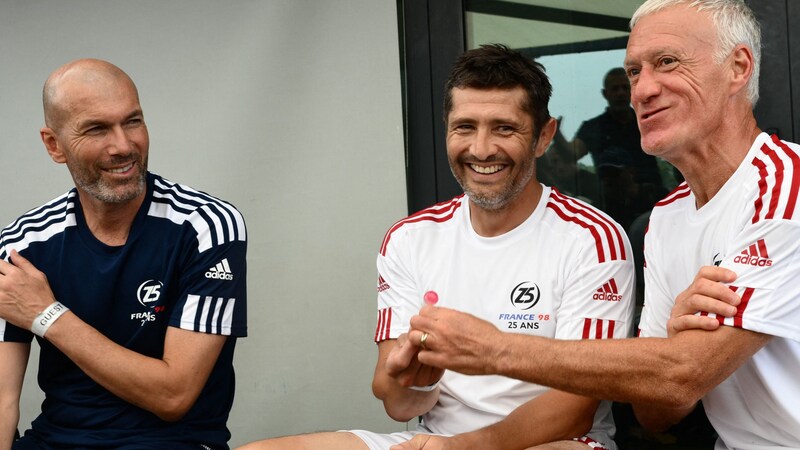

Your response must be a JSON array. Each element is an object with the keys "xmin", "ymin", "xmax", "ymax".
[
  {"xmin": 0, "ymin": 251, "xmax": 227, "ymax": 425},
  {"xmin": 406, "ymin": 267, "xmax": 771, "ymax": 432}
]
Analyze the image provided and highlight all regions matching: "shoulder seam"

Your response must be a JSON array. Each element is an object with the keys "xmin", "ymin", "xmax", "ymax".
[
  {"xmin": 379, "ymin": 195, "xmax": 464, "ymax": 256},
  {"xmin": 546, "ymin": 190, "xmax": 627, "ymax": 263}
]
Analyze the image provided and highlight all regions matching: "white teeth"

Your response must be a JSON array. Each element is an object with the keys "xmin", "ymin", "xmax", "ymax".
[
  {"xmin": 108, "ymin": 163, "xmax": 133, "ymax": 174},
  {"xmin": 471, "ymin": 164, "xmax": 503, "ymax": 174}
]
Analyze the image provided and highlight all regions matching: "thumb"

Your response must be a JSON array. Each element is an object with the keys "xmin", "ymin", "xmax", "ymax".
[{"xmin": 391, "ymin": 438, "xmax": 423, "ymax": 450}]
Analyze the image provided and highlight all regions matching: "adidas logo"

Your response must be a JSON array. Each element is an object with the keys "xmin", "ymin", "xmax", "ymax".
[
  {"xmin": 377, "ymin": 275, "xmax": 390, "ymax": 293},
  {"xmin": 733, "ymin": 239, "xmax": 773, "ymax": 267},
  {"xmin": 205, "ymin": 258, "xmax": 234, "ymax": 280},
  {"xmin": 592, "ymin": 279, "xmax": 622, "ymax": 302}
]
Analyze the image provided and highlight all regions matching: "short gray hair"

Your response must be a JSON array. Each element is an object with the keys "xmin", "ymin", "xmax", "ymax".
[{"xmin": 630, "ymin": 0, "xmax": 761, "ymax": 105}]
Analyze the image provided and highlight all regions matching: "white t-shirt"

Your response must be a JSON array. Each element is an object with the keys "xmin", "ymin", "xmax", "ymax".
[
  {"xmin": 375, "ymin": 185, "xmax": 634, "ymax": 439},
  {"xmin": 639, "ymin": 133, "xmax": 800, "ymax": 449}
]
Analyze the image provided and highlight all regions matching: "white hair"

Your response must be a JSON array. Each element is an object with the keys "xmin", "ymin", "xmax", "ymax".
[{"xmin": 630, "ymin": 0, "xmax": 761, "ymax": 105}]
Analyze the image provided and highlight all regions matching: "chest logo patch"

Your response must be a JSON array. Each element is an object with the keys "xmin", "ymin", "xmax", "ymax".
[
  {"xmin": 510, "ymin": 281, "xmax": 540, "ymax": 310},
  {"xmin": 137, "ymin": 280, "xmax": 164, "ymax": 307}
]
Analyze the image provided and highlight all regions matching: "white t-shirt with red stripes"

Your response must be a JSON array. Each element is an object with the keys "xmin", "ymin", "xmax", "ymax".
[
  {"xmin": 374, "ymin": 185, "xmax": 634, "ymax": 442},
  {"xmin": 639, "ymin": 133, "xmax": 800, "ymax": 449}
]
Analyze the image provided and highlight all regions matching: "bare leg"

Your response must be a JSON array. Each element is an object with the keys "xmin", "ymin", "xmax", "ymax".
[
  {"xmin": 526, "ymin": 440, "xmax": 596, "ymax": 450},
  {"xmin": 235, "ymin": 431, "xmax": 369, "ymax": 450}
]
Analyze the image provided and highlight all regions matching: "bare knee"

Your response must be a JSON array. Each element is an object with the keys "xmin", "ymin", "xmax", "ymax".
[
  {"xmin": 526, "ymin": 440, "xmax": 593, "ymax": 450},
  {"xmin": 234, "ymin": 431, "xmax": 368, "ymax": 450}
]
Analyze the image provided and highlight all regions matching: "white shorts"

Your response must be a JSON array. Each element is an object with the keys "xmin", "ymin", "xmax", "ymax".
[
  {"xmin": 343, "ymin": 429, "xmax": 613, "ymax": 450},
  {"xmin": 345, "ymin": 429, "xmax": 442, "ymax": 450}
]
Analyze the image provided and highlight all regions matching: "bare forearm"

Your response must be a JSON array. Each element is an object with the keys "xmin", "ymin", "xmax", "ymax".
[
  {"xmin": 452, "ymin": 390, "xmax": 597, "ymax": 449},
  {"xmin": 45, "ymin": 313, "xmax": 176, "ymax": 417},
  {"xmin": 484, "ymin": 328, "xmax": 768, "ymax": 413},
  {"xmin": 491, "ymin": 333, "xmax": 703, "ymax": 409},
  {"xmin": 44, "ymin": 313, "xmax": 223, "ymax": 421},
  {"xmin": 0, "ymin": 342, "xmax": 27, "ymax": 450}
]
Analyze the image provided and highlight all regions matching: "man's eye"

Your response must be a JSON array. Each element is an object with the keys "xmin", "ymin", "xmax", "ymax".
[
  {"xmin": 660, "ymin": 57, "xmax": 677, "ymax": 66},
  {"xmin": 497, "ymin": 126, "xmax": 514, "ymax": 134}
]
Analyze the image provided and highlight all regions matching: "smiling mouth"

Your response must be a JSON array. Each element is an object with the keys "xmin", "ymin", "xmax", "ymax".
[
  {"xmin": 107, "ymin": 162, "xmax": 134, "ymax": 174},
  {"xmin": 641, "ymin": 107, "xmax": 667, "ymax": 120},
  {"xmin": 470, "ymin": 164, "xmax": 504, "ymax": 174}
]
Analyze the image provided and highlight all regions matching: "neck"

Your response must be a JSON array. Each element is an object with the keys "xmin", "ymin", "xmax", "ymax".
[
  {"xmin": 469, "ymin": 182, "xmax": 542, "ymax": 237},
  {"xmin": 671, "ymin": 114, "xmax": 761, "ymax": 208},
  {"xmin": 78, "ymin": 191, "xmax": 145, "ymax": 246}
]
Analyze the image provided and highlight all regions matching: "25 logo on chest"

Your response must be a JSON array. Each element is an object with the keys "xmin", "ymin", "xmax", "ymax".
[{"xmin": 510, "ymin": 281, "xmax": 540, "ymax": 310}]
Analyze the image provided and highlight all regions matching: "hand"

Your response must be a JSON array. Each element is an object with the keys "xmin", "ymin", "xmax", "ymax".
[
  {"xmin": 408, "ymin": 306, "xmax": 502, "ymax": 376},
  {"xmin": 0, "ymin": 251, "xmax": 57, "ymax": 330},
  {"xmin": 385, "ymin": 333, "xmax": 444, "ymax": 388},
  {"xmin": 667, "ymin": 266, "xmax": 740, "ymax": 337},
  {"xmin": 391, "ymin": 434, "xmax": 454, "ymax": 450}
]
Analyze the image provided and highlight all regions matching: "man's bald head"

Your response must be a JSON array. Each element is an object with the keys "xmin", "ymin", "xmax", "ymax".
[{"xmin": 43, "ymin": 59, "xmax": 140, "ymax": 132}]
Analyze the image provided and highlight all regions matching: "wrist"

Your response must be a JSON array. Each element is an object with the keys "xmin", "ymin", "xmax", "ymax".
[{"xmin": 31, "ymin": 302, "xmax": 69, "ymax": 338}]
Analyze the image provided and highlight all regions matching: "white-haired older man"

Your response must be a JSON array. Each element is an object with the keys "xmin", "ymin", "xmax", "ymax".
[{"xmin": 407, "ymin": 1, "xmax": 800, "ymax": 449}]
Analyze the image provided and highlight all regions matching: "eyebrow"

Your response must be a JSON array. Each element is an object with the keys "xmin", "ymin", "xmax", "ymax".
[
  {"xmin": 625, "ymin": 46, "xmax": 681, "ymax": 67},
  {"xmin": 77, "ymin": 109, "xmax": 143, "ymax": 129}
]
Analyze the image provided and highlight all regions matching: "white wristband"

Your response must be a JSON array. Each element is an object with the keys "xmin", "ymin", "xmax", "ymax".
[
  {"xmin": 409, "ymin": 381, "xmax": 440, "ymax": 392},
  {"xmin": 31, "ymin": 302, "xmax": 69, "ymax": 338}
]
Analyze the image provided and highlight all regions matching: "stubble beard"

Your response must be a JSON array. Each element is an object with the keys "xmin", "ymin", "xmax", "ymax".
[
  {"xmin": 70, "ymin": 156, "xmax": 147, "ymax": 204},
  {"xmin": 451, "ymin": 148, "xmax": 537, "ymax": 212}
]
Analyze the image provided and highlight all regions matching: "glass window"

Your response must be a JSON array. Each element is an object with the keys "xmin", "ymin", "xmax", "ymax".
[{"xmin": 465, "ymin": 0, "xmax": 681, "ymax": 233}]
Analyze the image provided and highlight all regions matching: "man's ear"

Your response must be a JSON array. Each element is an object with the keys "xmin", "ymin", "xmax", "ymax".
[
  {"xmin": 534, "ymin": 117, "xmax": 558, "ymax": 158},
  {"xmin": 41, "ymin": 127, "xmax": 66, "ymax": 163},
  {"xmin": 729, "ymin": 44, "xmax": 754, "ymax": 99}
]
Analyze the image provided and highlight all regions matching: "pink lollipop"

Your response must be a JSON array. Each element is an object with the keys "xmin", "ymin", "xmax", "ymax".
[{"xmin": 423, "ymin": 290, "xmax": 439, "ymax": 305}]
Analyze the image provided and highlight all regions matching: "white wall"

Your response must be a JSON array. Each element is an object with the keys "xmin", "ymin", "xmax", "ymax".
[{"xmin": 0, "ymin": 0, "xmax": 408, "ymax": 446}]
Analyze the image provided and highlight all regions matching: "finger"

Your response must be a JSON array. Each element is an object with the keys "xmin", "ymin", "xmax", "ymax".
[
  {"xmin": 0, "ymin": 255, "xmax": 17, "ymax": 275},
  {"xmin": 406, "ymin": 329, "xmax": 425, "ymax": 349},
  {"xmin": 7, "ymin": 250, "xmax": 41, "ymax": 278},
  {"xmin": 695, "ymin": 265, "xmax": 737, "ymax": 284},
  {"xmin": 410, "ymin": 313, "xmax": 437, "ymax": 333},
  {"xmin": 386, "ymin": 339, "xmax": 420, "ymax": 376},
  {"xmin": 390, "ymin": 437, "xmax": 416, "ymax": 450},
  {"xmin": 8, "ymin": 250, "xmax": 32, "ymax": 269},
  {"xmin": 679, "ymin": 293, "xmax": 739, "ymax": 317},
  {"xmin": 668, "ymin": 315, "xmax": 722, "ymax": 335}
]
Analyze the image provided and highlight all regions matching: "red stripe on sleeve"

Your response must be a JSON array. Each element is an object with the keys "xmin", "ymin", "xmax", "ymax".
[
  {"xmin": 551, "ymin": 190, "xmax": 627, "ymax": 261},
  {"xmin": 751, "ymin": 157, "xmax": 769, "ymax": 224},
  {"xmin": 547, "ymin": 203, "xmax": 606, "ymax": 263},
  {"xmin": 380, "ymin": 197, "xmax": 463, "ymax": 256},
  {"xmin": 761, "ymin": 143, "xmax": 785, "ymax": 220},
  {"xmin": 595, "ymin": 320, "xmax": 604, "ymax": 339},
  {"xmin": 582, "ymin": 318, "xmax": 591, "ymax": 339},
  {"xmin": 771, "ymin": 135, "xmax": 800, "ymax": 220},
  {"xmin": 374, "ymin": 308, "xmax": 393, "ymax": 343},
  {"xmin": 607, "ymin": 320, "xmax": 615, "ymax": 338},
  {"xmin": 733, "ymin": 287, "xmax": 755, "ymax": 328}
]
